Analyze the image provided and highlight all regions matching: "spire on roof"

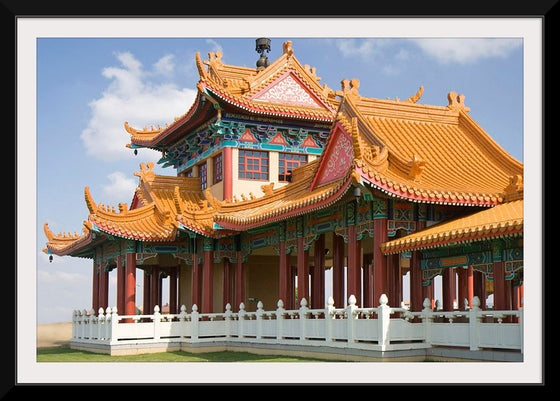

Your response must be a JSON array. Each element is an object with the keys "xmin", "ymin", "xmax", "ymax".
[{"xmin": 255, "ymin": 37, "xmax": 271, "ymax": 69}]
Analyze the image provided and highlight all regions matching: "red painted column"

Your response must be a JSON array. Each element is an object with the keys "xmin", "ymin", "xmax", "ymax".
[
  {"xmin": 235, "ymin": 252, "xmax": 245, "ymax": 311},
  {"xmin": 202, "ymin": 249, "xmax": 213, "ymax": 313},
  {"xmin": 493, "ymin": 261, "xmax": 506, "ymax": 310},
  {"xmin": 169, "ymin": 266, "xmax": 178, "ymax": 314},
  {"xmin": 387, "ymin": 253, "xmax": 400, "ymax": 307},
  {"xmin": 347, "ymin": 225, "xmax": 361, "ymax": 306},
  {"xmin": 289, "ymin": 265, "xmax": 297, "ymax": 310},
  {"xmin": 410, "ymin": 251, "xmax": 423, "ymax": 312},
  {"xmin": 457, "ymin": 267, "xmax": 466, "ymax": 308},
  {"xmin": 362, "ymin": 254, "xmax": 373, "ymax": 308},
  {"xmin": 311, "ymin": 234, "xmax": 325, "ymax": 309},
  {"xmin": 223, "ymin": 146, "xmax": 233, "ymax": 201},
  {"xmin": 116, "ymin": 256, "xmax": 126, "ymax": 314},
  {"xmin": 442, "ymin": 267, "xmax": 455, "ymax": 311},
  {"xmin": 192, "ymin": 258, "xmax": 202, "ymax": 310},
  {"xmin": 92, "ymin": 262, "xmax": 100, "ymax": 313},
  {"xmin": 125, "ymin": 252, "xmax": 136, "ymax": 317},
  {"xmin": 279, "ymin": 239, "xmax": 290, "ymax": 306},
  {"xmin": 373, "ymin": 218, "xmax": 388, "ymax": 306},
  {"xmin": 222, "ymin": 259, "xmax": 232, "ymax": 311},
  {"xmin": 296, "ymin": 236, "xmax": 309, "ymax": 305},
  {"xmin": 150, "ymin": 266, "xmax": 160, "ymax": 312},
  {"xmin": 332, "ymin": 233, "xmax": 345, "ymax": 308},
  {"xmin": 143, "ymin": 270, "xmax": 151, "ymax": 314},
  {"xmin": 466, "ymin": 266, "xmax": 474, "ymax": 308},
  {"xmin": 99, "ymin": 262, "xmax": 109, "ymax": 310}
]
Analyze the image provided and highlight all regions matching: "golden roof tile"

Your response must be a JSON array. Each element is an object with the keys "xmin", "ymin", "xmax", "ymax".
[{"xmin": 381, "ymin": 199, "xmax": 524, "ymax": 254}]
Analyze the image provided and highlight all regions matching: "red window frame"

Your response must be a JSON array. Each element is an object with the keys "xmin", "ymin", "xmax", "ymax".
[
  {"xmin": 238, "ymin": 150, "xmax": 269, "ymax": 180},
  {"xmin": 199, "ymin": 162, "xmax": 208, "ymax": 190},
  {"xmin": 278, "ymin": 153, "xmax": 307, "ymax": 182},
  {"xmin": 213, "ymin": 152, "xmax": 223, "ymax": 184}
]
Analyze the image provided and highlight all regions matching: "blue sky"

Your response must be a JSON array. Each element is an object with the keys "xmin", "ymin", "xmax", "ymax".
[{"xmin": 23, "ymin": 20, "xmax": 534, "ymax": 325}]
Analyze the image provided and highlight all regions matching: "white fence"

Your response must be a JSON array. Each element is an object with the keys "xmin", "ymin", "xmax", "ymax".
[{"xmin": 70, "ymin": 294, "xmax": 523, "ymax": 355}]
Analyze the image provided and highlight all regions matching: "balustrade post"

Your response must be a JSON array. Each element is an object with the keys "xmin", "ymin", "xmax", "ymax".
[
  {"xmin": 153, "ymin": 305, "xmax": 161, "ymax": 341},
  {"xmin": 347, "ymin": 295, "xmax": 358, "ymax": 345},
  {"xmin": 421, "ymin": 298, "xmax": 434, "ymax": 347},
  {"xmin": 72, "ymin": 310, "xmax": 77, "ymax": 339},
  {"xmin": 325, "ymin": 296, "xmax": 335, "ymax": 343},
  {"xmin": 191, "ymin": 304, "xmax": 199, "ymax": 342},
  {"xmin": 299, "ymin": 298, "xmax": 309, "ymax": 340},
  {"xmin": 110, "ymin": 306, "xmax": 119, "ymax": 344},
  {"xmin": 105, "ymin": 307, "xmax": 112, "ymax": 341},
  {"xmin": 238, "ymin": 303, "xmax": 246, "ymax": 338},
  {"xmin": 97, "ymin": 307, "xmax": 104, "ymax": 340},
  {"xmin": 224, "ymin": 303, "xmax": 232, "ymax": 338},
  {"xmin": 377, "ymin": 294, "xmax": 390, "ymax": 350},
  {"xmin": 276, "ymin": 300, "xmax": 285, "ymax": 342},
  {"xmin": 179, "ymin": 305, "xmax": 188, "ymax": 340},
  {"xmin": 256, "ymin": 301, "xmax": 264, "ymax": 340},
  {"xmin": 468, "ymin": 296, "xmax": 481, "ymax": 351},
  {"xmin": 83, "ymin": 309, "xmax": 89, "ymax": 340}
]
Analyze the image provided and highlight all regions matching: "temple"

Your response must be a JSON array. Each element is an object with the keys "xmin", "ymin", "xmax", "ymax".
[{"xmin": 43, "ymin": 39, "xmax": 524, "ymax": 359}]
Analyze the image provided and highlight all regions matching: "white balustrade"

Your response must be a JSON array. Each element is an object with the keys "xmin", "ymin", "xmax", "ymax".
[{"xmin": 69, "ymin": 294, "xmax": 523, "ymax": 355}]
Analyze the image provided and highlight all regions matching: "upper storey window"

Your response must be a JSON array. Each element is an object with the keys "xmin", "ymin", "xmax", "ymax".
[
  {"xmin": 213, "ymin": 152, "xmax": 223, "ymax": 184},
  {"xmin": 279, "ymin": 153, "xmax": 307, "ymax": 182},
  {"xmin": 199, "ymin": 161, "xmax": 208, "ymax": 190},
  {"xmin": 238, "ymin": 150, "xmax": 269, "ymax": 180}
]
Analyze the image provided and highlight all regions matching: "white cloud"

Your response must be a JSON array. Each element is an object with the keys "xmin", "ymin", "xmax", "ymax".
[
  {"xmin": 332, "ymin": 38, "xmax": 389, "ymax": 59},
  {"xmin": 81, "ymin": 51, "xmax": 197, "ymax": 161},
  {"xmin": 153, "ymin": 54, "xmax": 175, "ymax": 76},
  {"xmin": 410, "ymin": 38, "xmax": 522, "ymax": 64},
  {"xmin": 102, "ymin": 171, "xmax": 138, "ymax": 203}
]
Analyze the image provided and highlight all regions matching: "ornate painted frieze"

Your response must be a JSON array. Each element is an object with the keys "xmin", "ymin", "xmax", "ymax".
[{"xmin": 162, "ymin": 116, "xmax": 329, "ymax": 173}]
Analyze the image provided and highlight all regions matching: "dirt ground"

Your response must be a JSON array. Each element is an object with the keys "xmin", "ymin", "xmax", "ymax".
[{"xmin": 37, "ymin": 322, "xmax": 73, "ymax": 348}]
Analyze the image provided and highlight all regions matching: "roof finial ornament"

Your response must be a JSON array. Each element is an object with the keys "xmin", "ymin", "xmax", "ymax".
[{"xmin": 255, "ymin": 38, "xmax": 271, "ymax": 69}]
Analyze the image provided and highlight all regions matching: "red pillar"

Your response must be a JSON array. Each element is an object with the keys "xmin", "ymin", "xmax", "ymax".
[
  {"xmin": 279, "ymin": 240, "xmax": 290, "ymax": 306},
  {"xmin": 362, "ymin": 254, "xmax": 373, "ymax": 308},
  {"xmin": 442, "ymin": 267, "xmax": 455, "ymax": 311},
  {"xmin": 373, "ymin": 218, "xmax": 388, "ymax": 306},
  {"xmin": 332, "ymin": 233, "xmax": 345, "ymax": 307},
  {"xmin": 347, "ymin": 225, "xmax": 361, "ymax": 306},
  {"xmin": 125, "ymin": 252, "xmax": 136, "ymax": 317},
  {"xmin": 169, "ymin": 265, "xmax": 178, "ymax": 314},
  {"xmin": 223, "ymin": 147, "xmax": 233, "ymax": 201},
  {"xmin": 222, "ymin": 259, "xmax": 233, "ymax": 311},
  {"xmin": 289, "ymin": 265, "xmax": 297, "ymax": 310},
  {"xmin": 493, "ymin": 261, "xmax": 506, "ymax": 310},
  {"xmin": 92, "ymin": 262, "xmax": 100, "ymax": 313},
  {"xmin": 410, "ymin": 251, "xmax": 423, "ymax": 312},
  {"xmin": 150, "ymin": 266, "xmax": 160, "ymax": 312},
  {"xmin": 457, "ymin": 267, "xmax": 466, "ymax": 308},
  {"xmin": 98, "ymin": 262, "xmax": 109, "ymax": 310},
  {"xmin": 297, "ymin": 236, "xmax": 309, "ymax": 305},
  {"xmin": 143, "ymin": 270, "xmax": 151, "ymax": 314},
  {"xmin": 466, "ymin": 266, "xmax": 474, "ymax": 308},
  {"xmin": 116, "ymin": 256, "xmax": 126, "ymax": 314},
  {"xmin": 235, "ymin": 252, "xmax": 245, "ymax": 310},
  {"xmin": 202, "ymin": 249, "xmax": 213, "ymax": 313},
  {"xmin": 311, "ymin": 234, "xmax": 325, "ymax": 309},
  {"xmin": 192, "ymin": 259, "xmax": 202, "ymax": 310},
  {"xmin": 387, "ymin": 253, "xmax": 400, "ymax": 307}
]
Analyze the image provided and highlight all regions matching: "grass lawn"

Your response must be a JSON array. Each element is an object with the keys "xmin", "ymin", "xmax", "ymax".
[{"xmin": 37, "ymin": 347, "xmax": 335, "ymax": 362}]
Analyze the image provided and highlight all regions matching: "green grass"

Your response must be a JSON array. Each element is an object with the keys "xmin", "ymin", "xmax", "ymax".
[{"xmin": 37, "ymin": 347, "xmax": 335, "ymax": 363}]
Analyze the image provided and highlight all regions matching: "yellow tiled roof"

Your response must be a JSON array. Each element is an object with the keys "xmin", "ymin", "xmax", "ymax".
[
  {"xmin": 212, "ymin": 158, "xmax": 354, "ymax": 230},
  {"xmin": 125, "ymin": 42, "xmax": 339, "ymax": 148},
  {"xmin": 381, "ymin": 199, "xmax": 523, "ymax": 254},
  {"xmin": 45, "ymin": 40, "xmax": 525, "ymax": 256},
  {"xmin": 341, "ymin": 88, "xmax": 523, "ymax": 207}
]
